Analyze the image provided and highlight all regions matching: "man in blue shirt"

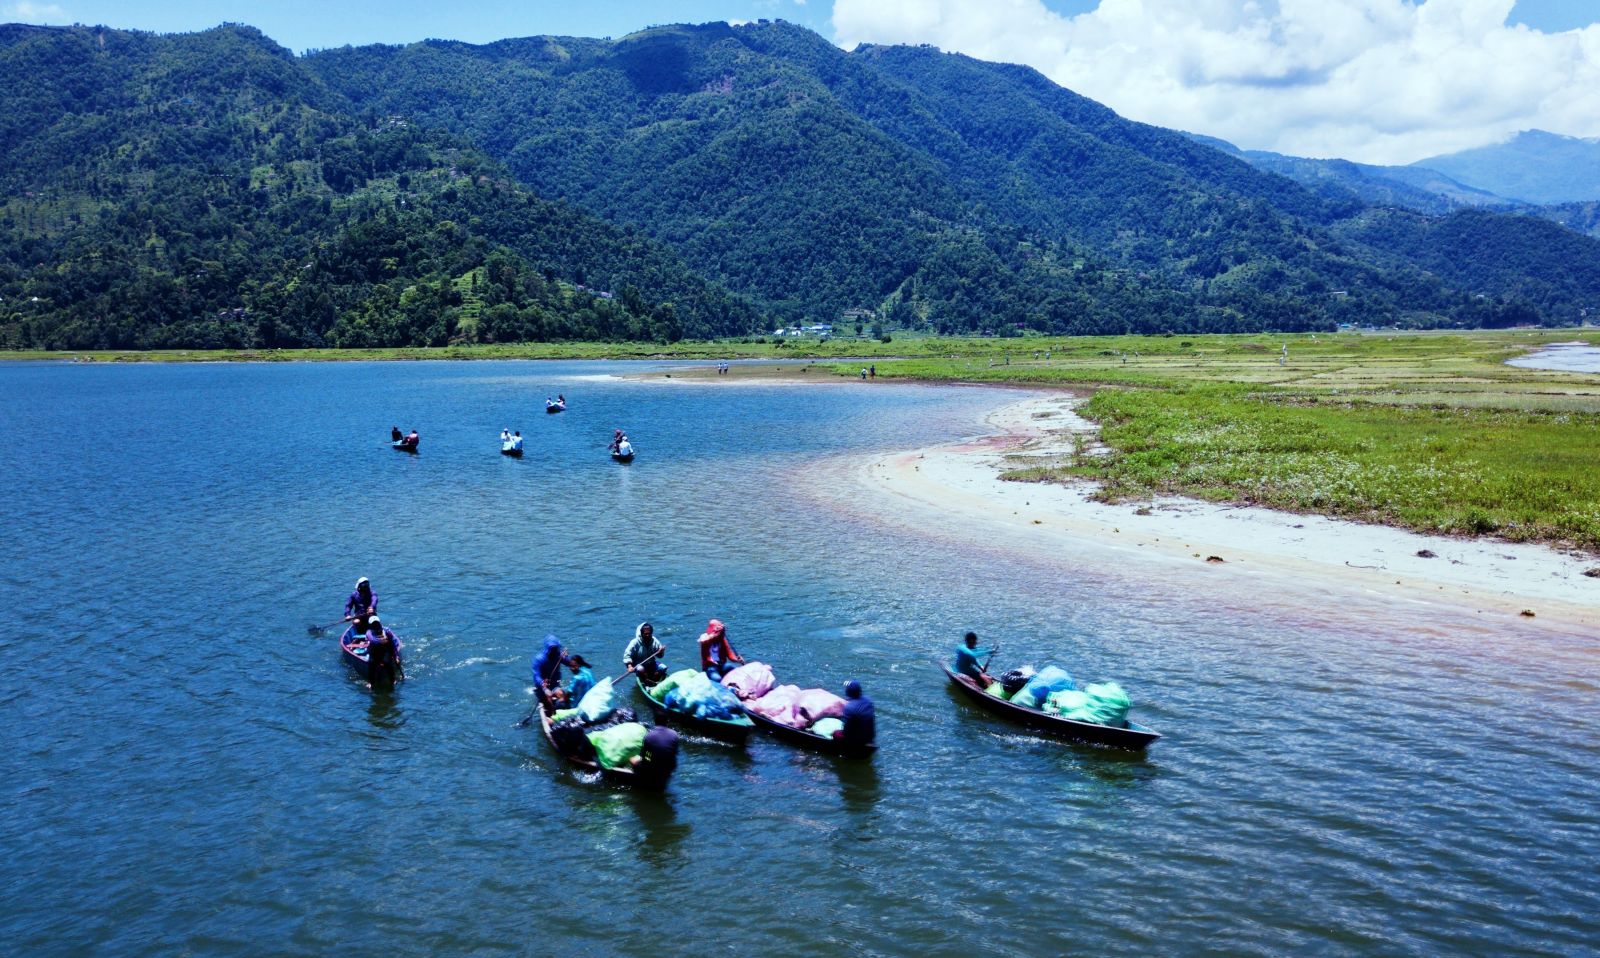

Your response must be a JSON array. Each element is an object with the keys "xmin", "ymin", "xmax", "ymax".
[
  {"xmin": 953, "ymin": 631, "xmax": 996, "ymax": 686},
  {"xmin": 840, "ymin": 680, "xmax": 875, "ymax": 749}
]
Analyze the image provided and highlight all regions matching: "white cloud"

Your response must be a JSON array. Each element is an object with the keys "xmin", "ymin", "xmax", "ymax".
[
  {"xmin": 831, "ymin": 0, "xmax": 1600, "ymax": 164},
  {"xmin": 4, "ymin": 1, "xmax": 71, "ymax": 24}
]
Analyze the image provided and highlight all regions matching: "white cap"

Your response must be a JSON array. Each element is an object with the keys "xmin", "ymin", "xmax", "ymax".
[{"xmin": 356, "ymin": 577, "xmax": 369, "ymax": 587}]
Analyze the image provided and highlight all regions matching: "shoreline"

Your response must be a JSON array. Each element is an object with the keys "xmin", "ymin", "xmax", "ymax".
[{"xmin": 841, "ymin": 392, "xmax": 1600, "ymax": 630}]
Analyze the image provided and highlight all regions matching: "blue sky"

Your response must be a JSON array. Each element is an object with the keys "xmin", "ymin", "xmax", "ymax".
[{"xmin": 5, "ymin": 1, "xmax": 1592, "ymax": 51}]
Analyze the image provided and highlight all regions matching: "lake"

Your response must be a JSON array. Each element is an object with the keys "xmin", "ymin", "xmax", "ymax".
[
  {"xmin": 2, "ymin": 360, "xmax": 1596, "ymax": 957},
  {"xmin": 1505, "ymin": 342, "xmax": 1600, "ymax": 373}
]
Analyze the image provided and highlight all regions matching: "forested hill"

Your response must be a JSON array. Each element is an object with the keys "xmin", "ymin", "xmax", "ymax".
[
  {"xmin": 5, "ymin": 21, "xmax": 1600, "ymax": 349},
  {"xmin": 0, "ymin": 24, "xmax": 761, "ymax": 349}
]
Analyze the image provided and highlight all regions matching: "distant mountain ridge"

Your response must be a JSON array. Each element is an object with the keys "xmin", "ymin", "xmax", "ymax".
[
  {"xmin": 1415, "ymin": 130, "xmax": 1600, "ymax": 206},
  {"xmin": 4, "ymin": 19, "xmax": 1600, "ymax": 349}
]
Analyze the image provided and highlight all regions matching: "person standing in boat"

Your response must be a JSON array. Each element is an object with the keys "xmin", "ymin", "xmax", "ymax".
[
  {"xmin": 364, "ymin": 615, "xmax": 401, "ymax": 690},
  {"xmin": 698, "ymin": 619, "xmax": 744, "ymax": 682},
  {"xmin": 954, "ymin": 631, "xmax": 997, "ymax": 687},
  {"xmin": 531, "ymin": 635, "xmax": 576, "ymax": 712},
  {"xmin": 839, "ymin": 680, "xmax": 876, "ymax": 748},
  {"xmin": 510, "ymin": 431, "xmax": 523, "ymax": 452},
  {"xmin": 623, "ymin": 621, "xmax": 668, "ymax": 682},
  {"xmin": 609, "ymin": 429, "xmax": 627, "ymax": 454},
  {"xmin": 344, "ymin": 577, "xmax": 377, "ymax": 630},
  {"xmin": 500, "ymin": 428, "xmax": 511, "ymax": 445},
  {"xmin": 391, "ymin": 426, "xmax": 403, "ymax": 443}
]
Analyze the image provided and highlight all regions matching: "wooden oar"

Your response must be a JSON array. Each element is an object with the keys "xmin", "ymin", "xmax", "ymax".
[{"xmin": 307, "ymin": 615, "xmax": 353, "ymax": 636}]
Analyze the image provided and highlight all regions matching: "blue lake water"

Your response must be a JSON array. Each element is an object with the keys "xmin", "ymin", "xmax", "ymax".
[
  {"xmin": 2, "ymin": 360, "xmax": 1597, "ymax": 957},
  {"xmin": 1506, "ymin": 343, "xmax": 1600, "ymax": 373}
]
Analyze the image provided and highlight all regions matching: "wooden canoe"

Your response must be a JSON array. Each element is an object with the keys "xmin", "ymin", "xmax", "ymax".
[
  {"xmin": 501, "ymin": 444, "xmax": 523, "ymax": 457},
  {"xmin": 943, "ymin": 666, "xmax": 1160, "ymax": 750},
  {"xmin": 744, "ymin": 707, "xmax": 877, "ymax": 759},
  {"xmin": 392, "ymin": 439, "xmax": 419, "ymax": 452},
  {"xmin": 538, "ymin": 709, "xmax": 667, "ymax": 789},
  {"xmin": 339, "ymin": 625, "xmax": 403, "ymax": 687},
  {"xmin": 635, "ymin": 675, "xmax": 753, "ymax": 745},
  {"xmin": 611, "ymin": 451, "xmax": 635, "ymax": 463}
]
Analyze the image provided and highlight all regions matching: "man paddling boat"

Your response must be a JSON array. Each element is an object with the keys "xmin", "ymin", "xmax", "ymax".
[
  {"xmin": 344, "ymin": 577, "xmax": 377, "ymax": 630},
  {"xmin": 623, "ymin": 621, "xmax": 667, "ymax": 682},
  {"xmin": 954, "ymin": 631, "xmax": 997, "ymax": 687}
]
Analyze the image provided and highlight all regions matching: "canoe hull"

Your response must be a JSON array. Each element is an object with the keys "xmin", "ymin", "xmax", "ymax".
[
  {"xmin": 744, "ymin": 707, "xmax": 878, "ymax": 759},
  {"xmin": 545, "ymin": 405, "xmax": 564, "ymax": 414},
  {"xmin": 501, "ymin": 447, "xmax": 523, "ymax": 457},
  {"xmin": 339, "ymin": 626, "xmax": 403, "ymax": 688},
  {"xmin": 538, "ymin": 709, "xmax": 666, "ymax": 790},
  {"xmin": 392, "ymin": 441, "xmax": 418, "ymax": 453},
  {"xmin": 612, "ymin": 452, "xmax": 635, "ymax": 463},
  {"xmin": 635, "ymin": 675, "xmax": 753, "ymax": 745},
  {"xmin": 943, "ymin": 666, "xmax": 1160, "ymax": 750}
]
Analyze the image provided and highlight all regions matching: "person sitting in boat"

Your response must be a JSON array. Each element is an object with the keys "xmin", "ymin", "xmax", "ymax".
[
  {"xmin": 531, "ymin": 634, "xmax": 576, "ymax": 712},
  {"xmin": 391, "ymin": 426, "xmax": 403, "ymax": 443},
  {"xmin": 364, "ymin": 615, "xmax": 401, "ymax": 689},
  {"xmin": 839, "ymin": 680, "xmax": 876, "ymax": 748},
  {"xmin": 623, "ymin": 621, "xmax": 668, "ymax": 682},
  {"xmin": 344, "ymin": 577, "xmax": 377, "ymax": 630},
  {"xmin": 954, "ymin": 631, "xmax": 997, "ymax": 687},
  {"xmin": 615, "ymin": 438, "xmax": 634, "ymax": 458},
  {"xmin": 404, "ymin": 429, "xmax": 419, "ymax": 447},
  {"xmin": 510, "ymin": 431, "xmax": 523, "ymax": 452},
  {"xmin": 608, "ymin": 429, "xmax": 626, "ymax": 454},
  {"xmin": 630, "ymin": 724, "xmax": 679, "ymax": 789},
  {"xmin": 557, "ymin": 394, "xmax": 566, "ymax": 407},
  {"xmin": 567, "ymin": 654, "xmax": 596, "ymax": 706},
  {"xmin": 698, "ymin": 619, "xmax": 744, "ymax": 682}
]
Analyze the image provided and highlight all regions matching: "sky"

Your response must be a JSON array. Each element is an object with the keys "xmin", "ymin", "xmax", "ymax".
[{"xmin": 4, "ymin": 1, "xmax": 1599, "ymax": 164}]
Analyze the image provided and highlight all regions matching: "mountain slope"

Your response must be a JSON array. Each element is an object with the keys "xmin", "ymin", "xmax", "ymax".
[
  {"xmin": 0, "ymin": 23, "xmax": 762, "ymax": 348},
  {"xmin": 309, "ymin": 21, "xmax": 1600, "ymax": 331},
  {"xmin": 1415, "ymin": 130, "xmax": 1600, "ymax": 205}
]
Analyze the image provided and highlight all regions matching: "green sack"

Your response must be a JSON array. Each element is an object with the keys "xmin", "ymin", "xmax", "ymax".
[
  {"xmin": 550, "ymin": 707, "xmax": 581, "ymax": 722},
  {"xmin": 587, "ymin": 722, "xmax": 648, "ymax": 768},
  {"xmin": 985, "ymin": 682, "xmax": 1009, "ymax": 699},
  {"xmin": 810, "ymin": 717, "xmax": 844, "ymax": 738},
  {"xmin": 1044, "ymin": 689, "xmax": 1089, "ymax": 715},
  {"xmin": 653, "ymin": 668, "xmax": 699, "ymax": 699},
  {"xmin": 1083, "ymin": 682, "xmax": 1131, "ymax": 726}
]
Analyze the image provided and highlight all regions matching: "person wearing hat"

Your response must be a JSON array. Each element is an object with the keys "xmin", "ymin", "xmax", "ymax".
[
  {"xmin": 630, "ymin": 724, "xmax": 679, "ymax": 789},
  {"xmin": 531, "ymin": 635, "xmax": 576, "ymax": 712},
  {"xmin": 839, "ymin": 680, "xmax": 876, "ymax": 749},
  {"xmin": 364, "ymin": 615, "xmax": 401, "ymax": 690},
  {"xmin": 566, "ymin": 654, "xmax": 596, "ymax": 706},
  {"xmin": 344, "ymin": 578, "xmax": 377, "ymax": 630}
]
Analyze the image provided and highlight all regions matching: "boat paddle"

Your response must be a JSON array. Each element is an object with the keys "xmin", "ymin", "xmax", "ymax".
[
  {"xmin": 307, "ymin": 615, "xmax": 353, "ymax": 637},
  {"xmin": 516, "ymin": 647, "xmax": 663, "ymax": 728}
]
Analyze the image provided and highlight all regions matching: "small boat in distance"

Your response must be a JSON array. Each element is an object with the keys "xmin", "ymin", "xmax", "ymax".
[
  {"xmin": 545, "ymin": 394, "xmax": 567, "ymax": 414},
  {"xmin": 392, "ymin": 427, "xmax": 420, "ymax": 452},
  {"xmin": 942, "ymin": 665, "xmax": 1160, "ymax": 750},
  {"xmin": 392, "ymin": 438, "xmax": 419, "ymax": 452},
  {"xmin": 501, "ymin": 443, "xmax": 523, "ymax": 457},
  {"xmin": 611, "ymin": 437, "xmax": 636, "ymax": 463},
  {"xmin": 339, "ymin": 624, "xmax": 404, "ymax": 687}
]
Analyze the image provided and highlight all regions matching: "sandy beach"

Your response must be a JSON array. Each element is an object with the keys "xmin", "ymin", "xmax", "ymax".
[{"xmin": 839, "ymin": 391, "xmax": 1600, "ymax": 630}]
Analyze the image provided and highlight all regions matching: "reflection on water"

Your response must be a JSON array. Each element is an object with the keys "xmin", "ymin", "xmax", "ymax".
[{"xmin": 1, "ymin": 360, "xmax": 1596, "ymax": 957}]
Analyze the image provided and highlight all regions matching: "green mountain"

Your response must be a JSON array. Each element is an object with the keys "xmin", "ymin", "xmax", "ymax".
[
  {"xmin": 5, "ymin": 20, "xmax": 1600, "ymax": 349},
  {"xmin": 0, "ymin": 23, "xmax": 761, "ymax": 349},
  {"xmin": 306, "ymin": 22, "xmax": 1600, "ymax": 331},
  {"xmin": 1415, "ymin": 130, "xmax": 1600, "ymax": 206}
]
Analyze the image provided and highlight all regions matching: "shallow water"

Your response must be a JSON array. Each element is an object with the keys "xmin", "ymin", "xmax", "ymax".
[
  {"xmin": 2, "ymin": 361, "xmax": 1597, "ymax": 957},
  {"xmin": 1505, "ymin": 343, "xmax": 1600, "ymax": 373}
]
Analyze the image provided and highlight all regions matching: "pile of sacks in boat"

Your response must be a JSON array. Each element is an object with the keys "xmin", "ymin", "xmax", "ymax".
[
  {"xmin": 548, "ymin": 678, "xmax": 652, "ymax": 768},
  {"xmin": 986, "ymin": 666, "xmax": 1133, "ymax": 728},
  {"xmin": 721, "ymin": 662, "xmax": 848, "ymax": 737},
  {"xmin": 652, "ymin": 669, "xmax": 746, "ymax": 721}
]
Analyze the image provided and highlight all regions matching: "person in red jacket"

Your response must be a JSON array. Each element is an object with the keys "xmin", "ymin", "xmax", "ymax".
[{"xmin": 698, "ymin": 618, "xmax": 744, "ymax": 682}]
